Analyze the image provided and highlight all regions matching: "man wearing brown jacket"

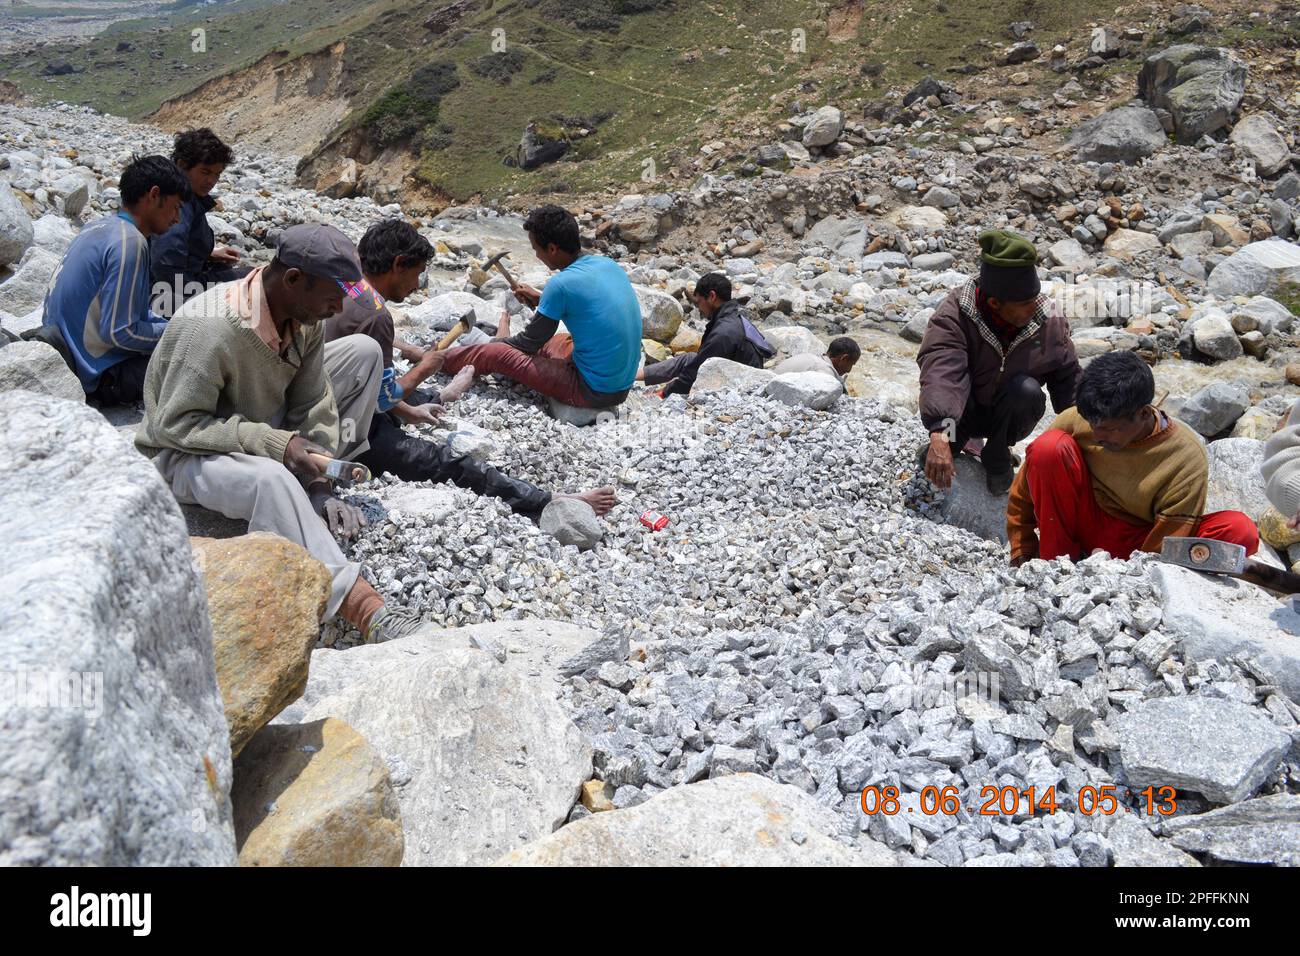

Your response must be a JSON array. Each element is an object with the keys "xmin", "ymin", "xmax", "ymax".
[{"xmin": 917, "ymin": 230, "xmax": 1082, "ymax": 495}]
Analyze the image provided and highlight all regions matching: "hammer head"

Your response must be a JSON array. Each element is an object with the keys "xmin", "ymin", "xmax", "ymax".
[
  {"xmin": 456, "ymin": 305, "xmax": 477, "ymax": 333},
  {"xmin": 481, "ymin": 251, "xmax": 510, "ymax": 271},
  {"xmin": 1160, "ymin": 536, "xmax": 1247, "ymax": 574}
]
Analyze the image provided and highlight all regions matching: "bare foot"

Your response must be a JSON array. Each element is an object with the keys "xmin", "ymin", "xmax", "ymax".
[
  {"xmin": 439, "ymin": 364, "xmax": 476, "ymax": 404},
  {"xmin": 557, "ymin": 486, "xmax": 617, "ymax": 516}
]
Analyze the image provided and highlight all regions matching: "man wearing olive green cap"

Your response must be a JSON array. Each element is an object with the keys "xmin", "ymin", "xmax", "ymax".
[{"xmin": 916, "ymin": 229, "xmax": 1082, "ymax": 495}]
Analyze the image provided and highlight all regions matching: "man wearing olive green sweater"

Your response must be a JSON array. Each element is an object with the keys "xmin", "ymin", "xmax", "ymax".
[
  {"xmin": 136, "ymin": 224, "xmax": 422, "ymax": 643},
  {"xmin": 1005, "ymin": 350, "xmax": 1258, "ymax": 565}
]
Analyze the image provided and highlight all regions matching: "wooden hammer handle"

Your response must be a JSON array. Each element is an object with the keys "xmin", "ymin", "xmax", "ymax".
[
  {"xmin": 1239, "ymin": 561, "xmax": 1300, "ymax": 596},
  {"xmin": 435, "ymin": 319, "xmax": 470, "ymax": 351}
]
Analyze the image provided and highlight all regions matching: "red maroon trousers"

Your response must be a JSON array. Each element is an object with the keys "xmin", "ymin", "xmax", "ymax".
[{"xmin": 1023, "ymin": 429, "xmax": 1258, "ymax": 561}]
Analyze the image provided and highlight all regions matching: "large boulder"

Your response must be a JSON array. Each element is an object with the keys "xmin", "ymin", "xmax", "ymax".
[
  {"xmin": 1162, "ymin": 793, "xmax": 1300, "ymax": 866},
  {"xmin": 1177, "ymin": 382, "xmax": 1249, "ymax": 436},
  {"xmin": 0, "ymin": 246, "xmax": 60, "ymax": 315},
  {"xmin": 761, "ymin": 325, "xmax": 825, "ymax": 359},
  {"xmin": 518, "ymin": 123, "xmax": 568, "ymax": 170},
  {"xmin": 539, "ymin": 497, "xmax": 604, "ymax": 550},
  {"xmin": 1104, "ymin": 228, "xmax": 1163, "ymax": 260},
  {"xmin": 404, "ymin": 291, "xmax": 497, "ymax": 339},
  {"xmin": 886, "ymin": 205, "xmax": 949, "ymax": 235},
  {"xmin": 692, "ymin": 357, "xmax": 776, "ymax": 395},
  {"xmin": 496, "ymin": 774, "xmax": 900, "ymax": 866},
  {"xmin": 801, "ymin": 105, "xmax": 844, "ymax": 148},
  {"xmin": 0, "ymin": 340, "xmax": 82, "ymax": 402},
  {"xmin": 632, "ymin": 285, "xmax": 682, "ymax": 344},
  {"xmin": 232, "ymin": 717, "xmax": 404, "ymax": 866},
  {"xmin": 764, "ymin": 371, "xmax": 843, "ymax": 411},
  {"xmin": 1205, "ymin": 437, "xmax": 1269, "ymax": 522},
  {"xmin": 937, "ymin": 456, "xmax": 1009, "ymax": 544},
  {"xmin": 1207, "ymin": 239, "xmax": 1300, "ymax": 298},
  {"xmin": 275, "ymin": 629, "xmax": 593, "ymax": 865},
  {"xmin": 1230, "ymin": 114, "xmax": 1291, "ymax": 177},
  {"xmin": 804, "ymin": 215, "xmax": 869, "ymax": 259},
  {"xmin": 1236, "ymin": 295, "xmax": 1295, "ymax": 335},
  {"xmin": 0, "ymin": 392, "xmax": 234, "ymax": 865},
  {"xmin": 1067, "ymin": 106, "xmax": 1167, "ymax": 163},
  {"xmin": 1117, "ymin": 696, "xmax": 1290, "ymax": 804},
  {"xmin": 0, "ymin": 185, "xmax": 34, "ymax": 267},
  {"xmin": 1150, "ymin": 562, "xmax": 1300, "ymax": 703},
  {"xmin": 1137, "ymin": 45, "xmax": 1247, "ymax": 143},
  {"xmin": 192, "ymin": 534, "xmax": 332, "ymax": 757}
]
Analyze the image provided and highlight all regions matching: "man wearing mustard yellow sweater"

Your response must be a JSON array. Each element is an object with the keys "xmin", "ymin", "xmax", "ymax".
[{"xmin": 1006, "ymin": 350, "xmax": 1258, "ymax": 565}]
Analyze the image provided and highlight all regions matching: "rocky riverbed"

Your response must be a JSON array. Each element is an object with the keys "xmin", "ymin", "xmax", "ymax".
[{"xmin": 3, "ymin": 19, "xmax": 1300, "ymax": 866}]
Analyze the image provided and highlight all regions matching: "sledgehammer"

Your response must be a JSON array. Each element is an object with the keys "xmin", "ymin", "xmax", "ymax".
[
  {"xmin": 307, "ymin": 454, "xmax": 372, "ymax": 486},
  {"xmin": 1160, "ymin": 536, "xmax": 1300, "ymax": 596},
  {"xmin": 434, "ymin": 305, "xmax": 478, "ymax": 350}
]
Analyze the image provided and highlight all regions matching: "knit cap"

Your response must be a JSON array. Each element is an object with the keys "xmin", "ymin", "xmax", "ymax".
[{"xmin": 978, "ymin": 229, "xmax": 1041, "ymax": 303}]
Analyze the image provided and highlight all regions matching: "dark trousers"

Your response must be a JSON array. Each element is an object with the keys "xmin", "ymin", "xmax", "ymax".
[
  {"xmin": 358, "ymin": 413, "xmax": 552, "ymax": 519},
  {"xmin": 23, "ymin": 323, "xmax": 149, "ymax": 406},
  {"xmin": 953, "ymin": 373, "xmax": 1045, "ymax": 474}
]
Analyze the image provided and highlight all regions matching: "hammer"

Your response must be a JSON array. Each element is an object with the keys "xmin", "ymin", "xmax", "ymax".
[
  {"xmin": 1160, "ymin": 536, "xmax": 1300, "ymax": 595},
  {"xmin": 434, "ymin": 306, "xmax": 478, "ymax": 351},
  {"xmin": 481, "ymin": 250, "xmax": 518, "ymax": 290},
  {"xmin": 307, "ymin": 454, "xmax": 372, "ymax": 486}
]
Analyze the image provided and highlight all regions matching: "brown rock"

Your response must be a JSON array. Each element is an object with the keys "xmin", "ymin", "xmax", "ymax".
[
  {"xmin": 233, "ymin": 718, "xmax": 403, "ymax": 866},
  {"xmin": 581, "ymin": 779, "xmax": 615, "ymax": 813},
  {"xmin": 1287, "ymin": 363, "xmax": 1300, "ymax": 387},
  {"xmin": 192, "ymin": 533, "xmax": 331, "ymax": 756},
  {"xmin": 1126, "ymin": 317, "xmax": 1155, "ymax": 335},
  {"xmin": 1056, "ymin": 204, "xmax": 1079, "ymax": 222},
  {"xmin": 1258, "ymin": 507, "xmax": 1300, "ymax": 550},
  {"xmin": 1203, "ymin": 213, "xmax": 1249, "ymax": 248},
  {"xmin": 1127, "ymin": 202, "xmax": 1145, "ymax": 222},
  {"xmin": 669, "ymin": 325, "xmax": 702, "ymax": 354}
]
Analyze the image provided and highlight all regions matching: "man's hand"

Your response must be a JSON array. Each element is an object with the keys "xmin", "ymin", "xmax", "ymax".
[
  {"xmin": 924, "ymin": 432, "xmax": 955, "ymax": 490},
  {"xmin": 210, "ymin": 245, "xmax": 240, "ymax": 264},
  {"xmin": 283, "ymin": 435, "xmax": 333, "ymax": 479},
  {"xmin": 397, "ymin": 342, "xmax": 426, "ymax": 364},
  {"xmin": 415, "ymin": 348, "xmax": 446, "ymax": 377},
  {"xmin": 513, "ymin": 283, "xmax": 542, "ymax": 309},
  {"xmin": 309, "ymin": 484, "xmax": 366, "ymax": 539},
  {"xmin": 1289, "ymin": 511, "xmax": 1300, "ymax": 531},
  {"xmin": 402, "ymin": 402, "xmax": 444, "ymax": 427}
]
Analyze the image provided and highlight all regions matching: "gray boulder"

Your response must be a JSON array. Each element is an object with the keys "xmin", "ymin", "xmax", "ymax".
[
  {"xmin": 1205, "ymin": 437, "xmax": 1269, "ymax": 521},
  {"xmin": 31, "ymin": 213, "xmax": 77, "ymax": 255},
  {"xmin": 1049, "ymin": 237, "xmax": 1092, "ymax": 272},
  {"xmin": 692, "ymin": 357, "xmax": 776, "ymax": 395},
  {"xmin": 801, "ymin": 105, "xmax": 844, "ymax": 148},
  {"xmin": 632, "ymin": 285, "xmax": 682, "ymax": 343},
  {"xmin": 1236, "ymin": 295, "xmax": 1294, "ymax": 335},
  {"xmin": 1138, "ymin": 45, "xmax": 1247, "ymax": 143},
  {"xmin": 911, "ymin": 251, "xmax": 956, "ymax": 271},
  {"xmin": 1150, "ymin": 562, "xmax": 1300, "ymax": 703},
  {"xmin": 1177, "ymin": 382, "xmax": 1249, "ymax": 436},
  {"xmin": 1118, "ymin": 696, "xmax": 1290, "ymax": 804},
  {"xmin": 937, "ymin": 456, "xmax": 1010, "ymax": 544},
  {"xmin": 0, "ymin": 392, "xmax": 234, "ymax": 865},
  {"xmin": 1230, "ymin": 113, "xmax": 1291, "ymax": 177},
  {"xmin": 1067, "ymin": 106, "xmax": 1167, "ymax": 163},
  {"xmin": 1190, "ymin": 313, "xmax": 1243, "ymax": 361},
  {"xmin": 0, "ymin": 340, "xmax": 82, "ymax": 402},
  {"xmin": 1207, "ymin": 240, "xmax": 1300, "ymax": 298},
  {"xmin": 518, "ymin": 123, "xmax": 568, "ymax": 170},
  {"xmin": 0, "ymin": 246, "xmax": 60, "ymax": 315},
  {"xmin": 276, "ymin": 632, "xmax": 593, "ymax": 865},
  {"xmin": 805, "ymin": 215, "xmax": 869, "ymax": 259},
  {"xmin": 1163, "ymin": 793, "xmax": 1300, "ymax": 866},
  {"xmin": 0, "ymin": 185, "xmax": 34, "ymax": 267},
  {"xmin": 496, "ymin": 774, "xmax": 899, "ymax": 866},
  {"xmin": 764, "ymin": 371, "xmax": 843, "ymax": 411},
  {"xmin": 540, "ymin": 497, "xmax": 604, "ymax": 550}
]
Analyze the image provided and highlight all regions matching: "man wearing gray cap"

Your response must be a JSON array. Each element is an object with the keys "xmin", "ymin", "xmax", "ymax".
[{"xmin": 136, "ymin": 223, "xmax": 422, "ymax": 643}]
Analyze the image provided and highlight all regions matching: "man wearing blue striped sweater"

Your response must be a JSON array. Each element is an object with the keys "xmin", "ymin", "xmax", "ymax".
[{"xmin": 40, "ymin": 155, "xmax": 190, "ymax": 406}]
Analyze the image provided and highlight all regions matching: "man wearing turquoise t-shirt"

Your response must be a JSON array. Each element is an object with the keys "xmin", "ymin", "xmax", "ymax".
[{"xmin": 440, "ymin": 205, "xmax": 642, "ymax": 408}]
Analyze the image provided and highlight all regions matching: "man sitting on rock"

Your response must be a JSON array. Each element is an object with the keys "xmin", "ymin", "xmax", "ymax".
[
  {"xmin": 639, "ymin": 272, "xmax": 775, "ymax": 397},
  {"xmin": 37, "ymin": 154, "xmax": 189, "ymax": 406},
  {"xmin": 327, "ymin": 218, "xmax": 615, "ymax": 518},
  {"xmin": 150, "ymin": 128, "xmax": 251, "ymax": 313},
  {"xmin": 1006, "ymin": 350, "xmax": 1259, "ymax": 566},
  {"xmin": 918, "ymin": 229, "xmax": 1082, "ymax": 495},
  {"xmin": 438, "ymin": 204, "xmax": 642, "ymax": 410},
  {"xmin": 771, "ymin": 336, "xmax": 861, "ymax": 394},
  {"xmin": 136, "ymin": 223, "xmax": 422, "ymax": 644}
]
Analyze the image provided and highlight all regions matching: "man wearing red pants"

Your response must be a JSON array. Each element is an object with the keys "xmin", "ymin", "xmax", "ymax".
[
  {"xmin": 439, "ymin": 205, "xmax": 642, "ymax": 409},
  {"xmin": 1006, "ymin": 350, "xmax": 1257, "ymax": 565}
]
